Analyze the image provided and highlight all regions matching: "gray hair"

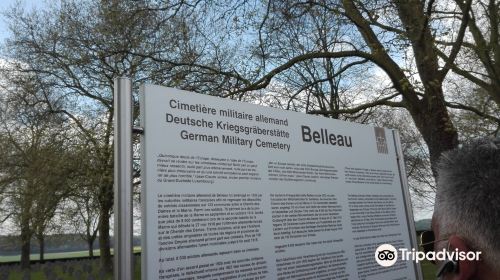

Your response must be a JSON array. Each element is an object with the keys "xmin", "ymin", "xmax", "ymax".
[{"xmin": 434, "ymin": 137, "xmax": 500, "ymax": 269}]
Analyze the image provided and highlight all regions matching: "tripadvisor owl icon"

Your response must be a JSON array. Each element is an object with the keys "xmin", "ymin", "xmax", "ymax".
[{"xmin": 375, "ymin": 244, "xmax": 398, "ymax": 267}]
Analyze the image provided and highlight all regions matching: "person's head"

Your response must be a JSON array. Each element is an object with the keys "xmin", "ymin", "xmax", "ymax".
[{"xmin": 432, "ymin": 137, "xmax": 500, "ymax": 279}]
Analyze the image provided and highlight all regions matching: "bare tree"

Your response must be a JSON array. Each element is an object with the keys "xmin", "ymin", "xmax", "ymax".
[
  {"xmin": 62, "ymin": 192, "xmax": 100, "ymax": 257},
  {"xmin": 2, "ymin": 0, "xmax": 208, "ymax": 271},
  {"xmin": 436, "ymin": 0, "xmax": 500, "ymax": 104},
  {"xmin": 178, "ymin": 0, "xmax": 482, "ymax": 176},
  {"xmin": 0, "ymin": 78, "xmax": 74, "ymax": 268}
]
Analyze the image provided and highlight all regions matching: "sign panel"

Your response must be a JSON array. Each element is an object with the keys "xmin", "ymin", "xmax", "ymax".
[{"xmin": 140, "ymin": 84, "xmax": 421, "ymax": 280}]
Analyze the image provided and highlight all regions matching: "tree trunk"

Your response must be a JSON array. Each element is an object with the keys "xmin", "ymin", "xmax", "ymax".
[
  {"xmin": 38, "ymin": 234, "xmax": 45, "ymax": 263},
  {"xmin": 20, "ymin": 215, "xmax": 31, "ymax": 270},
  {"xmin": 407, "ymin": 90, "xmax": 459, "ymax": 177},
  {"xmin": 88, "ymin": 238, "xmax": 95, "ymax": 257},
  {"xmin": 393, "ymin": 1, "xmax": 459, "ymax": 169},
  {"xmin": 99, "ymin": 200, "xmax": 113, "ymax": 273},
  {"xmin": 340, "ymin": 0, "xmax": 459, "ymax": 168}
]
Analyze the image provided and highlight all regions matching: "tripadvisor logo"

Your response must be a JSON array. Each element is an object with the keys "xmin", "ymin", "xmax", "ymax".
[
  {"xmin": 375, "ymin": 243, "xmax": 482, "ymax": 267},
  {"xmin": 375, "ymin": 244, "xmax": 398, "ymax": 267}
]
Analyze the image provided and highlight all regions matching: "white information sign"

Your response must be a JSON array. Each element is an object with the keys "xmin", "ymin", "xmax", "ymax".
[{"xmin": 140, "ymin": 84, "xmax": 421, "ymax": 280}]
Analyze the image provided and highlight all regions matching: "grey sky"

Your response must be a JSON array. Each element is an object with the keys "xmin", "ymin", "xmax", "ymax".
[{"xmin": 0, "ymin": 0, "xmax": 44, "ymax": 43}]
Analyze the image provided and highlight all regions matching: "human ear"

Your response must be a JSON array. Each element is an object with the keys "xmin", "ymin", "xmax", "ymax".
[{"xmin": 447, "ymin": 235, "xmax": 477, "ymax": 280}]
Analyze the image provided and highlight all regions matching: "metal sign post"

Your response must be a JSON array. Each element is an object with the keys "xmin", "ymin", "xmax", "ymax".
[
  {"xmin": 113, "ymin": 77, "xmax": 133, "ymax": 280},
  {"xmin": 393, "ymin": 130, "xmax": 424, "ymax": 280}
]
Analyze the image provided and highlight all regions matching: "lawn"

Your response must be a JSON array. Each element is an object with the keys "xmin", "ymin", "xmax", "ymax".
[
  {"xmin": 0, "ymin": 256, "xmax": 141, "ymax": 280},
  {"xmin": 0, "ymin": 250, "xmax": 101, "ymax": 263},
  {"xmin": 421, "ymin": 260, "xmax": 437, "ymax": 280},
  {"xmin": 0, "ymin": 247, "xmax": 142, "ymax": 263},
  {"xmin": 0, "ymin": 248, "xmax": 142, "ymax": 280}
]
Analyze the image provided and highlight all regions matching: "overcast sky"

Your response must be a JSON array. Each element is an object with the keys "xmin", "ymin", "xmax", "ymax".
[{"xmin": 0, "ymin": 0, "xmax": 44, "ymax": 43}]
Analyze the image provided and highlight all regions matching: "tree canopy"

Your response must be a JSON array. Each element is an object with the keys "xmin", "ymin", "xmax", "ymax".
[{"xmin": 0, "ymin": 0, "xmax": 498, "ymax": 272}]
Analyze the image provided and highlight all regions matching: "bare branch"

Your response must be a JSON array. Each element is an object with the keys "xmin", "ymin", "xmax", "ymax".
[
  {"xmin": 223, "ymin": 50, "xmax": 377, "ymax": 97},
  {"xmin": 445, "ymin": 101, "xmax": 500, "ymax": 124},
  {"xmin": 439, "ymin": 0, "xmax": 473, "ymax": 80},
  {"xmin": 308, "ymin": 92, "xmax": 403, "ymax": 116}
]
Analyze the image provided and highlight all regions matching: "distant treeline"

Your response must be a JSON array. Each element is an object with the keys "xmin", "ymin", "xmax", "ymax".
[{"xmin": 0, "ymin": 234, "xmax": 141, "ymax": 256}]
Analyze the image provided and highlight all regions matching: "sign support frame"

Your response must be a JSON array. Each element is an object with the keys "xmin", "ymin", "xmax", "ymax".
[
  {"xmin": 393, "ymin": 130, "xmax": 424, "ymax": 280},
  {"xmin": 113, "ymin": 77, "xmax": 134, "ymax": 280},
  {"xmin": 137, "ymin": 84, "xmax": 424, "ymax": 279}
]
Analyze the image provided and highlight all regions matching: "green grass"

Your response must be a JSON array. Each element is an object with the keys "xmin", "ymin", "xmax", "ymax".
[
  {"xmin": 0, "ymin": 255, "xmax": 141, "ymax": 280},
  {"xmin": 7, "ymin": 271, "xmax": 66, "ymax": 280},
  {"xmin": 0, "ymin": 248, "xmax": 143, "ymax": 279},
  {"xmin": 0, "ymin": 247, "xmax": 141, "ymax": 263},
  {"xmin": 0, "ymin": 250, "xmax": 101, "ymax": 262},
  {"xmin": 420, "ymin": 260, "xmax": 437, "ymax": 280}
]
